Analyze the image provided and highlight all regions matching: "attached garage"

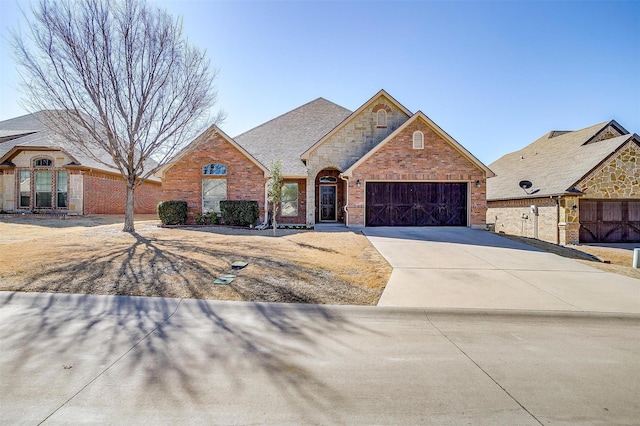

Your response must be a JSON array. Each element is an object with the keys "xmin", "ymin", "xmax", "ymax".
[
  {"xmin": 366, "ymin": 182, "xmax": 467, "ymax": 227},
  {"xmin": 579, "ymin": 199, "xmax": 640, "ymax": 243}
]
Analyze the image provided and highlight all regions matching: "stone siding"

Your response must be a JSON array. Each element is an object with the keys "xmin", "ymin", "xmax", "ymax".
[
  {"xmin": 161, "ymin": 130, "xmax": 267, "ymax": 224},
  {"xmin": 487, "ymin": 197, "xmax": 559, "ymax": 243},
  {"xmin": 349, "ymin": 117, "xmax": 488, "ymax": 227},
  {"xmin": 577, "ymin": 141, "xmax": 640, "ymax": 198},
  {"xmin": 305, "ymin": 94, "xmax": 410, "ymax": 224},
  {"xmin": 0, "ymin": 171, "xmax": 11, "ymax": 211}
]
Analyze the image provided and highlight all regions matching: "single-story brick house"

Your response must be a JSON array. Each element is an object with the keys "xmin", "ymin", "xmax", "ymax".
[
  {"xmin": 160, "ymin": 90, "xmax": 494, "ymax": 228},
  {"xmin": 0, "ymin": 111, "xmax": 161, "ymax": 214},
  {"xmin": 487, "ymin": 120, "xmax": 639, "ymax": 244}
]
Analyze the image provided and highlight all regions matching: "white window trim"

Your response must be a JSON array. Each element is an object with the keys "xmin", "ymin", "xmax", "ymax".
[
  {"xmin": 377, "ymin": 110, "xmax": 387, "ymax": 127},
  {"xmin": 281, "ymin": 182, "xmax": 299, "ymax": 217},
  {"xmin": 413, "ymin": 131, "xmax": 424, "ymax": 149}
]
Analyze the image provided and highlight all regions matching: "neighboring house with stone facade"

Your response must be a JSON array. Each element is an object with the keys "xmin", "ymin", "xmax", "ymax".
[
  {"xmin": 160, "ymin": 89, "xmax": 494, "ymax": 228},
  {"xmin": 487, "ymin": 120, "xmax": 640, "ymax": 244},
  {"xmin": 0, "ymin": 112, "xmax": 161, "ymax": 215}
]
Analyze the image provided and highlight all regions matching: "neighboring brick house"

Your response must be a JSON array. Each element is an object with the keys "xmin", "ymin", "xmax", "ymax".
[
  {"xmin": 486, "ymin": 120, "xmax": 640, "ymax": 244},
  {"xmin": 161, "ymin": 89, "xmax": 494, "ymax": 228},
  {"xmin": 0, "ymin": 112, "xmax": 161, "ymax": 215}
]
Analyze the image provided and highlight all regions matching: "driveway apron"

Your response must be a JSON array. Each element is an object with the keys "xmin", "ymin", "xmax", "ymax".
[{"xmin": 363, "ymin": 227, "xmax": 640, "ymax": 313}]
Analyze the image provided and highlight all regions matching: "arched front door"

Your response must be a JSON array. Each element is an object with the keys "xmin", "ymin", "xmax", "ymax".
[{"xmin": 315, "ymin": 168, "xmax": 343, "ymax": 223}]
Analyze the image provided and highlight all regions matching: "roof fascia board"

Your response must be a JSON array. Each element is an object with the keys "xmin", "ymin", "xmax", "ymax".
[
  {"xmin": 0, "ymin": 145, "xmax": 80, "ymax": 164},
  {"xmin": 583, "ymin": 120, "xmax": 629, "ymax": 145},
  {"xmin": 342, "ymin": 111, "xmax": 495, "ymax": 178},
  {"xmin": 300, "ymin": 89, "xmax": 412, "ymax": 160}
]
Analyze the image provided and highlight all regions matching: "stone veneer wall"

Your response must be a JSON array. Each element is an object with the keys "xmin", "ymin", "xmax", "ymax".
[
  {"xmin": 0, "ymin": 171, "xmax": 7, "ymax": 211},
  {"xmin": 349, "ymin": 118, "xmax": 488, "ymax": 227},
  {"xmin": 577, "ymin": 141, "xmax": 640, "ymax": 199},
  {"xmin": 304, "ymin": 94, "xmax": 410, "ymax": 225},
  {"xmin": 487, "ymin": 197, "xmax": 559, "ymax": 243},
  {"xmin": 162, "ymin": 130, "xmax": 266, "ymax": 224}
]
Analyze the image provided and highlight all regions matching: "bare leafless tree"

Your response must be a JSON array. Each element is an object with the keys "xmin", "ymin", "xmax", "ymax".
[{"xmin": 12, "ymin": 0, "xmax": 222, "ymax": 231}]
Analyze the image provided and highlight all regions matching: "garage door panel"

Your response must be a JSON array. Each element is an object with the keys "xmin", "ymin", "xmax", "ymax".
[
  {"xmin": 366, "ymin": 182, "xmax": 467, "ymax": 227},
  {"xmin": 579, "ymin": 200, "xmax": 640, "ymax": 243}
]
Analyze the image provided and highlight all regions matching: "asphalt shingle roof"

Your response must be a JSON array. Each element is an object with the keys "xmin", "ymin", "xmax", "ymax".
[
  {"xmin": 0, "ymin": 112, "xmax": 159, "ymax": 181},
  {"xmin": 234, "ymin": 98, "xmax": 352, "ymax": 176},
  {"xmin": 487, "ymin": 121, "xmax": 633, "ymax": 200}
]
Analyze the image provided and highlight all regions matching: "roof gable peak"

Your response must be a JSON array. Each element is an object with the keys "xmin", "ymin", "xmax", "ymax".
[{"xmin": 300, "ymin": 89, "xmax": 412, "ymax": 160}]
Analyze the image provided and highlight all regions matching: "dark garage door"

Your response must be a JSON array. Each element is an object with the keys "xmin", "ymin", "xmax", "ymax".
[
  {"xmin": 579, "ymin": 199, "xmax": 640, "ymax": 243},
  {"xmin": 366, "ymin": 182, "xmax": 467, "ymax": 227}
]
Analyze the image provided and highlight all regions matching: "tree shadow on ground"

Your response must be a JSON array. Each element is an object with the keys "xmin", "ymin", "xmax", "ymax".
[
  {"xmin": 0, "ymin": 291, "xmax": 379, "ymax": 424},
  {"xmin": 2, "ymin": 231, "xmax": 380, "ymax": 305}
]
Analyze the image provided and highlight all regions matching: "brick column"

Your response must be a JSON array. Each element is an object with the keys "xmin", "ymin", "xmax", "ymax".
[{"xmin": 558, "ymin": 222, "xmax": 580, "ymax": 245}]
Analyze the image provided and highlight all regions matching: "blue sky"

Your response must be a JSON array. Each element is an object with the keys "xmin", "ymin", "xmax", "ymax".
[{"xmin": 1, "ymin": 0, "xmax": 638, "ymax": 164}]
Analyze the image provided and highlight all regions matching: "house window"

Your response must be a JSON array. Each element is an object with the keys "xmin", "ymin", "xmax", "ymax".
[
  {"xmin": 281, "ymin": 182, "xmax": 298, "ymax": 217},
  {"xmin": 57, "ymin": 170, "xmax": 68, "ymax": 208},
  {"xmin": 413, "ymin": 131, "xmax": 424, "ymax": 149},
  {"xmin": 202, "ymin": 163, "xmax": 227, "ymax": 176},
  {"xmin": 35, "ymin": 170, "xmax": 52, "ymax": 208},
  {"xmin": 19, "ymin": 170, "xmax": 30, "ymax": 208},
  {"xmin": 202, "ymin": 178, "xmax": 227, "ymax": 213},
  {"xmin": 34, "ymin": 158, "xmax": 52, "ymax": 167},
  {"xmin": 377, "ymin": 110, "xmax": 387, "ymax": 127},
  {"xmin": 319, "ymin": 176, "xmax": 337, "ymax": 183}
]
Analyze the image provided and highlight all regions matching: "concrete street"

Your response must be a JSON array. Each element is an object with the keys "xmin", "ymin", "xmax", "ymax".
[
  {"xmin": 1, "ymin": 291, "xmax": 639, "ymax": 425},
  {"xmin": 364, "ymin": 227, "xmax": 640, "ymax": 312}
]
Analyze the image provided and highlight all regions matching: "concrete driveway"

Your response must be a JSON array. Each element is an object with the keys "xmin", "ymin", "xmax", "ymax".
[{"xmin": 363, "ymin": 227, "xmax": 640, "ymax": 312}]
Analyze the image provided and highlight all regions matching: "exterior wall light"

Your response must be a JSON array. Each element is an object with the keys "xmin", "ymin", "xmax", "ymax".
[{"xmin": 356, "ymin": 179, "xmax": 361, "ymax": 187}]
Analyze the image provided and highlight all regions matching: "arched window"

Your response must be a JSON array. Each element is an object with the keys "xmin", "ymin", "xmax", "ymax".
[
  {"xmin": 34, "ymin": 158, "xmax": 52, "ymax": 167},
  {"xmin": 412, "ymin": 131, "xmax": 424, "ymax": 149},
  {"xmin": 319, "ymin": 176, "xmax": 337, "ymax": 183},
  {"xmin": 377, "ymin": 110, "xmax": 387, "ymax": 127},
  {"xmin": 202, "ymin": 163, "xmax": 227, "ymax": 175}
]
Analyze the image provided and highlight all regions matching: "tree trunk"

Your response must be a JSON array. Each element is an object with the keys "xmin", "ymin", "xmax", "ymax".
[
  {"xmin": 272, "ymin": 204, "xmax": 277, "ymax": 237},
  {"xmin": 123, "ymin": 185, "xmax": 135, "ymax": 232}
]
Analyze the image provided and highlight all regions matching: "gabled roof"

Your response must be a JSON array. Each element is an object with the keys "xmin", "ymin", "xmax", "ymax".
[
  {"xmin": 342, "ymin": 111, "xmax": 494, "ymax": 178},
  {"xmin": 0, "ymin": 111, "xmax": 160, "ymax": 182},
  {"xmin": 234, "ymin": 98, "xmax": 351, "ymax": 176},
  {"xmin": 487, "ymin": 120, "xmax": 636, "ymax": 201},
  {"xmin": 159, "ymin": 124, "xmax": 269, "ymax": 177},
  {"xmin": 300, "ymin": 89, "xmax": 412, "ymax": 160}
]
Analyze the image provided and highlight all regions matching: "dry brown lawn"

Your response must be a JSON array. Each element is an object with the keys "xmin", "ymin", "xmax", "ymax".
[
  {"xmin": 498, "ymin": 234, "xmax": 640, "ymax": 280},
  {"xmin": 0, "ymin": 215, "xmax": 391, "ymax": 305}
]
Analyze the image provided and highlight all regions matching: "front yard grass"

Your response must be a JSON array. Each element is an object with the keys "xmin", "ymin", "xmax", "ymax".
[{"xmin": 0, "ymin": 215, "xmax": 391, "ymax": 305}]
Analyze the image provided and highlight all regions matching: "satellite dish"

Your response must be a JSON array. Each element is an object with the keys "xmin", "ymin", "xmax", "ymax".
[{"xmin": 519, "ymin": 180, "xmax": 533, "ymax": 190}]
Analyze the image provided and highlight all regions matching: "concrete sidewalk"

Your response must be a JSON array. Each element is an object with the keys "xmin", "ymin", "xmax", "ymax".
[
  {"xmin": 364, "ymin": 227, "xmax": 640, "ymax": 313},
  {"xmin": 1, "ymin": 292, "xmax": 639, "ymax": 425}
]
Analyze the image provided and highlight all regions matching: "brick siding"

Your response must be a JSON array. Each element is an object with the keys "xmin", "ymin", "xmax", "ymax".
[
  {"xmin": 161, "ymin": 131, "xmax": 266, "ymax": 224},
  {"xmin": 348, "ymin": 118, "xmax": 488, "ymax": 227},
  {"xmin": 83, "ymin": 171, "xmax": 162, "ymax": 214}
]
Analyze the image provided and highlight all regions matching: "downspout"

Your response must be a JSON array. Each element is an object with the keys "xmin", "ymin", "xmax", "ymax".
[
  {"xmin": 340, "ymin": 174, "xmax": 349, "ymax": 227},
  {"xmin": 555, "ymin": 196, "xmax": 560, "ymax": 244},
  {"xmin": 263, "ymin": 180, "xmax": 269, "ymax": 224}
]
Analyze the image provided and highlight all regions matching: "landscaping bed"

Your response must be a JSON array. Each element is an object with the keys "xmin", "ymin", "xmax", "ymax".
[{"xmin": 0, "ymin": 215, "xmax": 391, "ymax": 305}]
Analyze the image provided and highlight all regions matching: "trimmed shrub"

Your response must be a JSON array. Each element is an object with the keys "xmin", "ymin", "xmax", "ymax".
[
  {"xmin": 194, "ymin": 211, "xmax": 218, "ymax": 225},
  {"xmin": 220, "ymin": 200, "xmax": 259, "ymax": 227},
  {"xmin": 157, "ymin": 200, "xmax": 187, "ymax": 225}
]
